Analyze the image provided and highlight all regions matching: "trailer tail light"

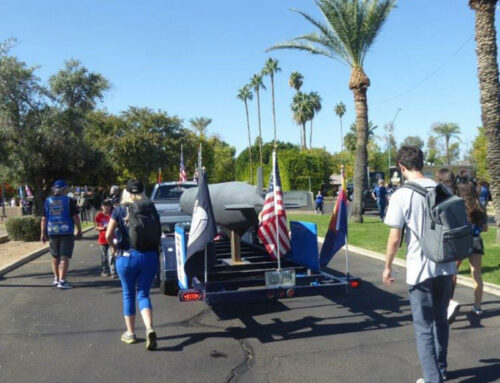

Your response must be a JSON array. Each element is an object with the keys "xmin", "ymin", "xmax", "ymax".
[
  {"xmin": 286, "ymin": 289, "xmax": 295, "ymax": 298},
  {"xmin": 180, "ymin": 290, "xmax": 202, "ymax": 301},
  {"xmin": 350, "ymin": 280, "xmax": 361, "ymax": 288},
  {"xmin": 267, "ymin": 290, "xmax": 276, "ymax": 299},
  {"xmin": 278, "ymin": 290, "xmax": 286, "ymax": 299}
]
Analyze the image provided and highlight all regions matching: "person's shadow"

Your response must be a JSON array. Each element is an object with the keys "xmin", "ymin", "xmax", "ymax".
[{"xmin": 449, "ymin": 358, "xmax": 500, "ymax": 382}]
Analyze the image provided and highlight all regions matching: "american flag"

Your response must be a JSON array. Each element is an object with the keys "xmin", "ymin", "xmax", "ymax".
[
  {"xmin": 258, "ymin": 150, "xmax": 291, "ymax": 260},
  {"xmin": 179, "ymin": 146, "xmax": 187, "ymax": 183}
]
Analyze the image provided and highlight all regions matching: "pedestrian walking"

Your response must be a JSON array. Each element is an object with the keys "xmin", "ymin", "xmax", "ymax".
[
  {"xmin": 105, "ymin": 180, "xmax": 161, "ymax": 350},
  {"xmin": 383, "ymin": 146, "xmax": 456, "ymax": 383},
  {"xmin": 95, "ymin": 199, "xmax": 116, "ymax": 278},
  {"xmin": 40, "ymin": 180, "xmax": 82, "ymax": 289},
  {"xmin": 478, "ymin": 181, "xmax": 491, "ymax": 209},
  {"xmin": 315, "ymin": 190, "xmax": 324, "ymax": 215},
  {"xmin": 372, "ymin": 178, "xmax": 388, "ymax": 221}
]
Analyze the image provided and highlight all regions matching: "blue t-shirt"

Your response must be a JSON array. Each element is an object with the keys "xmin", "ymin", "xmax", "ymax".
[
  {"xmin": 315, "ymin": 194, "xmax": 324, "ymax": 204},
  {"xmin": 111, "ymin": 205, "xmax": 130, "ymax": 250},
  {"xmin": 373, "ymin": 186, "xmax": 387, "ymax": 201}
]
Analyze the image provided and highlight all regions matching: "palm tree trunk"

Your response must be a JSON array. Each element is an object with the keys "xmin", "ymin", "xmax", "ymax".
[
  {"xmin": 446, "ymin": 136, "xmax": 450, "ymax": 165},
  {"xmin": 244, "ymin": 100, "xmax": 254, "ymax": 185},
  {"xmin": 271, "ymin": 73, "xmax": 277, "ymax": 144},
  {"xmin": 256, "ymin": 89, "xmax": 263, "ymax": 169},
  {"xmin": 470, "ymin": 0, "xmax": 500, "ymax": 242},
  {"xmin": 340, "ymin": 116, "xmax": 344, "ymax": 152},
  {"xmin": 310, "ymin": 119, "xmax": 313, "ymax": 149},
  {"xmin": 301, "ymin": 122, "xmax": 307, "ymax": 150}
]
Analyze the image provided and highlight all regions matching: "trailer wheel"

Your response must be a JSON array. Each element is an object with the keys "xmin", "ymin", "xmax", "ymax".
[{"xmin": 160, "ymin": 280, "xmax": 178, "ymax": 296}]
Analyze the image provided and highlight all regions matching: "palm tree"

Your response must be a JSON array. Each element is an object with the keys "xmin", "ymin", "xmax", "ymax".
[
  {"xmin": 335, "ymin": 102, "xmax": 346, "ymax": 151},
  {"xmin": 250, "ymin": 73, "xmax": 266, "ymax": 169},
  {"xmin": 291, "ymin": 92, "xmax": 313, "ymax": 150},
  {"xmin": 469, "ymin": 0, "xmax": 500, "ymax": 242},
  {"xmin": 262, "ymin": 58, "xmax": 281, "ymax": 144},
  {"xmin": 431, "ymin": 122, "xmax": 461, "ymax": 165},
  {"xmin": 237, "ymin": 85, "xmax": 254, "ymax": 184},
  {"xmin": 189, "ymin": 117, "xmax": 212, "ymax": 139},
  {"xmin": 308, "ymin": 91, "xmax": 322, "ymax": 148},
  {"xmin": 289, "ymin": 71, "xmax": 304, "ymax": 92},
  {"xmin": 267, "ymin": 0, "xmax": 396, "ymax": 222}
]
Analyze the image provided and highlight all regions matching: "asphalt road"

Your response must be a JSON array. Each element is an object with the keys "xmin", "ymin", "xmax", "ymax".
[{"xmin": 1, "ymin": 231, "xmax": 499, "ymax": 383}]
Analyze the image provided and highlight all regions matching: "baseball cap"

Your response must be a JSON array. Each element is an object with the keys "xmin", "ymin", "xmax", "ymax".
[
  {"xmin": 53, "ymin": 180, "xmax": 67, "ymax": 188},
  {"xmin": 126, "ymin": 179, "xmax": 144, "ymax": 194}
]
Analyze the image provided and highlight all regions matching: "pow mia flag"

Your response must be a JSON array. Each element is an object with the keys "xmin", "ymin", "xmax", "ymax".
[{"xmin": 185, "ymin": 170, "xmax": 217, "ymax": 278}]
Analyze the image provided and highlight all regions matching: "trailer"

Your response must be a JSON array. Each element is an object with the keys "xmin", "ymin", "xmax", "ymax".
[{"xmin": 159, "ymin": 221, "xmax": 361, "ymax": 305}]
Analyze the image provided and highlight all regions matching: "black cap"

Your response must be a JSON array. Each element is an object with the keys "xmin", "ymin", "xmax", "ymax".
[
  {"xmin": 126, "ymin": 179, "xmax": 144, "ymax": 194},
  {"xmin": 102, "ymin": 199, "xmax": 112, "ymax": 207}
]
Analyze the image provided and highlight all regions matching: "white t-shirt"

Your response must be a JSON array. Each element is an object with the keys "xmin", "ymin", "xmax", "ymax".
[{"xmin": 384, "ymin": 178, "xmax": 456, "ymax": 286}]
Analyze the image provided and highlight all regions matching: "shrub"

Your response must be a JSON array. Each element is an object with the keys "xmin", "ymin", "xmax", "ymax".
[{"xmin": 5, "ymin": 216, "xmax": 42, "ymax": 242}]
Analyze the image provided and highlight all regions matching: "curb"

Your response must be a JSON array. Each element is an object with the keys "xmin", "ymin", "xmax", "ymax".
[
  {"xmin": 0, "ymin": 227, "xmax": 95, "ymax": 276},
  {"xmin": 0, "ymin": 234, "xmax": 8, "ymax": 244},
  {"xmin": 318, "ymin": 237, "xmax": 500, "ymax": 297}
]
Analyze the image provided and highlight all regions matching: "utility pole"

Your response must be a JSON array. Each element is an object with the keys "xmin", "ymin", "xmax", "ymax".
[{"xmin": 388, "ymin": 108, "xmax": 401, "ymax": 178}]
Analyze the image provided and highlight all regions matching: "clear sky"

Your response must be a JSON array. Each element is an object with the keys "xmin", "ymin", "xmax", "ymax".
[{"xmin": 1, "ymin": 0, "xmax": 496, "ymax": 156}]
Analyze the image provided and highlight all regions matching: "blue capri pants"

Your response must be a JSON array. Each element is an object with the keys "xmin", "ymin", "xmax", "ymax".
[{"xmin": 116, "ymin": 249, "xmax": 159, "ymax": 316}]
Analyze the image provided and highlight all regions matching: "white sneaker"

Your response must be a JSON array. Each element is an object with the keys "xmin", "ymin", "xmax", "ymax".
[
  {"xmin": 447, "ymin": 299, "xmax": 460, "ymax": 324},
  {"xmin": 57, "ymin": 280, "xmax": 73, "ymax": 289},
  {"xmin": 52, "ymin": 279, "xmax": 59, "ymax": 287}
]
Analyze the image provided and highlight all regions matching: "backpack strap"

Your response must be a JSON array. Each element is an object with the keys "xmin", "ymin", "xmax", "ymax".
[{"xmin": 398, "ymin": 182, "xmax": 432, "ymax": 247}]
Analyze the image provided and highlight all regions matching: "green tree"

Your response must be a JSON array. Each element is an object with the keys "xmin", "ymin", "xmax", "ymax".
[
  {"xmin": 250, "ymin": 73, "xmax": 266, "ymax": 170},
  {"xmin": 469, "ymin": 0, "xmax": 500, "ymax": 242},
  {"xmin": 268, "ymin": 0, "xmax": 397, "ymax": 222},
  {"xmin": 237, "ymin": 85, "xmax": 254, "ymax": 184},
  {"xmin": 291, "ymin": 92, "xmax": 313, "ymax": 150},
  {"xmin": 401, "ymin": 135, "xmax": 424, "ymax": 149},
  {"xmin": 308, "ymin": 91, "xmax": 322, "ymax": 148},
  {"xmin": 344, "ymin": 121, "xmax": 378, "ymax": 153},
  {"xmin": 471, "ymin": 127, "xmax": 488, "ymax": 181},
  {"xmin": 262, "ymin": 58, "xmax": 281, "ymax": 143},
  {"xmin": 289, "ymin": 71, "xmax": 304, "ymax": 92},
  {"xmin": 210, "ymin": 137, "xmax": 236, "ymax": 183},
  {"xmin": 334, "ymin": 102, "xmax": 346, "ymax": 151},
  {"xmin": 189, "ymin": 117, "xmax": 212, "ymax": 139},
  {"xmin": 425, "ymin": 136, "xmax": 442, "ymax": 165},
  {"xmin": 431, "ymin": 122, "xmax": 461, "ymax": 165}
]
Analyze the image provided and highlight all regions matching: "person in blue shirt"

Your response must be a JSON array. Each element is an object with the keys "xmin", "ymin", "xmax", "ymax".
[
  {"xmin": 315, "ymin": 190, "xmax": 324, "ymax": 215},
  {"xmin": 41, "ymin": 180, "xmax": 82, "ymax": 289},
  {"xmin": 478, "ymin": 181, "xmax": 491, "ymax": 208},
  {"xmin": 372, "ymin": 179, "xmax": 388, "ymax": 221}
]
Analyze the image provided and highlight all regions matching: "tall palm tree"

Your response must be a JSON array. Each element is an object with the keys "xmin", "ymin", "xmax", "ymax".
[
  {"xmin": 189, "ymin": 117, "xmax": 212, "ymax": 139},
  {"xmin": 237, "ymin": 85, "xmax": 254, "ymax": 184},
  {"xmin": 250, "ymin": 73, "xmax": 266, "ymax": 169},
  {"xmin": 262, "ymin": 58, "xmax": 281, "ymax": 144},
  {"xmin": 308, "ymin": 91, "xmax": 322, "ymax": 148},
  {"xmin": 431, "ymin": 122, "xmax": 461, "ymax": 165},
  {"xmin": 291, "ymin": 92, "xmax": 313, "ymax": 150},
  {"xmin": 289, "ymin": 71, "xmax": 304, "ymax": 92},
  {"xmin": 267, "ymin": 0, "xmax": 396, "ymax": 222},
  {"xmin": 335, "ymin": 102, "xmax": 346, "ymax": 151},
  {"xmin": 469, "ymin": 0, "xmax": 500, "ymax": 242}
]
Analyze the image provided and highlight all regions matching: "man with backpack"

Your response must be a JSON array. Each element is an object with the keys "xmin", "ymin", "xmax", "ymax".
[{"xmin": 383, "ymin": 146, "xmax": 463, "ymax": 383}]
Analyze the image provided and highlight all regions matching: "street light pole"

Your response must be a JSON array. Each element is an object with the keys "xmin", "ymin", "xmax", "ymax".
[{"xmin": 388, "ymin": 108, "xmax": 401, "ymax": 178}]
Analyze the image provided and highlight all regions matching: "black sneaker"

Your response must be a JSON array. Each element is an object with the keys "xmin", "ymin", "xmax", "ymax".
[
  {"xmin": 57, "ymin": 280, "xmax": 73, "ymax": 289},
  {"xmin": 146, "ymin": 329, "xmax": 157, "ymax": 351}
]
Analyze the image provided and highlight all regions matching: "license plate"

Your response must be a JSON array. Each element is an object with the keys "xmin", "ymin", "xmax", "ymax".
[{"xmin": 265, "ymin": 270, "xmax": 296, "ymax": 289}]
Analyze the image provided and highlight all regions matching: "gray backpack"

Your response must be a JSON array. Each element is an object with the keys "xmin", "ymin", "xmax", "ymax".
[{"xmin": 401, "ymin": 182, "xmax": 473, "ymax": 263}]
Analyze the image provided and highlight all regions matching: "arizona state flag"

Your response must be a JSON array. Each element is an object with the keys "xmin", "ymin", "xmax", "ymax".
[{"xmin": 319, "ymin": 168, "xmax": 348, "ymax": 267}]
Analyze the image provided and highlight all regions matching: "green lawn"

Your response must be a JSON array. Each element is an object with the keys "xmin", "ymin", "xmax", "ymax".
[{"xmin": 288, "ymin": 213, "xmax": 500, "ymax": 286}]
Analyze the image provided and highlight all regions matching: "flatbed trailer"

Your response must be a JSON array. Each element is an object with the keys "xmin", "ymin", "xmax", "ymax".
[{"xmin": 159, "ymin": 221, "xmax": 361, "ymax": 305}]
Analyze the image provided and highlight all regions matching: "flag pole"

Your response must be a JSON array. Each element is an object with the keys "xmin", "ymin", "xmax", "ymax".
[
  {"xmin": 273, "ymin": 149, "xmax": 281, "ymax": 271},
  {"xmin": 341, "ymin": 165, "xmax": 350, "ymax": 278},
  {"xmin": 204, "ymin": 244, "xmax": 208, "ymax": 284}
]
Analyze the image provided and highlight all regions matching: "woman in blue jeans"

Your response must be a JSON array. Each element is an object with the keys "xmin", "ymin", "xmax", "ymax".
[{"xmin": 106, "ymin": 180, "xmax": 159, "ymax": 350}]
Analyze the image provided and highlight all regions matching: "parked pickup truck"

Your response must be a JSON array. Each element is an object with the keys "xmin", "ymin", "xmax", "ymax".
[{"xmin": 150, "ymin": 181, "xmax": 197, "ymax": 234}]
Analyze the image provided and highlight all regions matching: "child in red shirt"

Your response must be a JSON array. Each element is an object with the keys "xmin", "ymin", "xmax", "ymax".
[{"xmin": 95, "ymin": 200, "xmax": 116, "ymax": 277}]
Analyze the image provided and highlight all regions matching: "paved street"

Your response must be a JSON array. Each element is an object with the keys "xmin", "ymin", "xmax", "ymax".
[{"xmin": 1, "ymin": 231, "xmax": 500, "ymax": 383}]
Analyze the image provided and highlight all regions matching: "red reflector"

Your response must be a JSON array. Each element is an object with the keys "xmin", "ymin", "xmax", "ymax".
[
  {"xmin": 350, "ymin": 280, "xmax": 361, "ymax": 288},
  {"xmin": 286, "ymin": 289, "xmax": 295, "ymax": 298},
  {"xmin": 181, "ymin": 291, "xmax": 202, "ymax": 301},
  {"xmin": 267, "ymin": 290, "xmax": 276, "ymax": 299},
  {"xmin": 278, "ymin": 290, "xmax": 285, "ymax": 298}
]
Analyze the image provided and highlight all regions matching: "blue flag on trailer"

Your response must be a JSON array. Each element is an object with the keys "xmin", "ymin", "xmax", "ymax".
[
  {"xmin": 319, "ymin": 168, "xmax": 348, "ymax": 267},
  {"xmin": 184, "ymin": 170, "xmax": 217, "ymax": 277}
]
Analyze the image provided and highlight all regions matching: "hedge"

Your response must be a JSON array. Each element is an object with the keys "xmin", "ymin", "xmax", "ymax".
[{"xmin": 5, "ymin": 216, "xmax": 42, "ymax": 242}]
